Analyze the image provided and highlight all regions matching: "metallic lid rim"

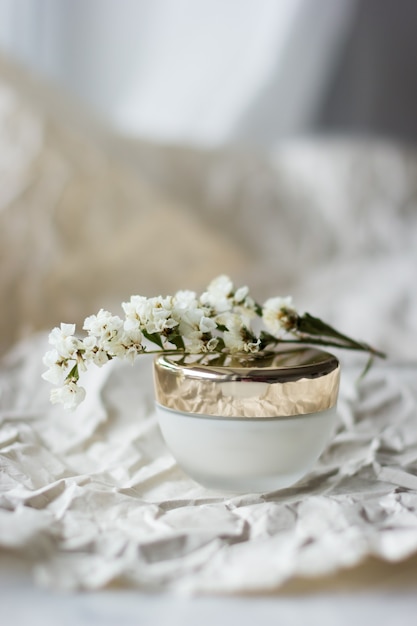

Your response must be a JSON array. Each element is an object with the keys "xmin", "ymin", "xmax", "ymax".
[
  {"xmin": 153, "ymin": 348, "xmax": 341, "ymax": 419},
  {"xmin": 155, "ymin": 350, "xmax": 339, "ymax": 386}
]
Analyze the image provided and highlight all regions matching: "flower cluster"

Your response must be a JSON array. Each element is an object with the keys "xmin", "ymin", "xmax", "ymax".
[{"xmin": 42, "ymin": 275, "xmax": 385, "ymax": 410}]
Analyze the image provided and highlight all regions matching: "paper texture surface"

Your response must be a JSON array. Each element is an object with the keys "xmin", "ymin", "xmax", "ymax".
[{"xmin": 1, "ymin": 334, "xmax": 417, "ymax": 593}]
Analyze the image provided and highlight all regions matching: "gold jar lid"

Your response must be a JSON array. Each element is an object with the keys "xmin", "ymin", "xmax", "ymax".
[{"xmin": 153, "ymin": 348, "xmax": 340, "ymax": 419}]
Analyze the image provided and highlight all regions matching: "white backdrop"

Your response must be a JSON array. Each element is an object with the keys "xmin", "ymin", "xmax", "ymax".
[{"xmin": 0, "ymin": 0, "xmax": 355, "ymax": 145}]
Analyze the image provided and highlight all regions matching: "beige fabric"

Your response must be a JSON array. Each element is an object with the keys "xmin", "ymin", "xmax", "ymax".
[{"xmin": 0, "ymin": 56, "xmax": 246, "ymax": 356}]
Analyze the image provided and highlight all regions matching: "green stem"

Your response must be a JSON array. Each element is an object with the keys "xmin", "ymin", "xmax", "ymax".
[{"xmin": 266, "ymin": 336, "xmax": 386, "ymax": 359}]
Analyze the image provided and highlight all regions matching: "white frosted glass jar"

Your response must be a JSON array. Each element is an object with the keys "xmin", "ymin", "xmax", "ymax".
[{"xmin": 153, "ymin": 348, "xmax": 340, "ymax": 493}]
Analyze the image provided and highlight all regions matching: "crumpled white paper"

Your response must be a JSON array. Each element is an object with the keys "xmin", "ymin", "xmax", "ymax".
[{"xmin": 1, "ymin": 333, "xmax": 417, "ymax": 593}]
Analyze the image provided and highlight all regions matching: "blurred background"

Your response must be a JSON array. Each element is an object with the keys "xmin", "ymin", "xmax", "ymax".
[
  {"xmin": 1, "ymin": 0, "xmax": 417, "ymax": 146},
  {"xmin": 0, "ymin": 0, "xmax": 417, "ymax": 359}
]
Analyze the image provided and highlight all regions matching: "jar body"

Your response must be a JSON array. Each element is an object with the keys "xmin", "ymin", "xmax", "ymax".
[
  {"xmin": 155, "ymin": 404, "xmax": 337, "ymax": 493},
  {"xmin": 153, "ymin": 349, "xmax": 340, "ymax": 493}
]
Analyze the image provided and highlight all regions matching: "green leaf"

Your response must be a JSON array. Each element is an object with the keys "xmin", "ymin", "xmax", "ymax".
[
  {"xmin": 259, "ymin": 330, "xmax": 278, "ymax": 349},
  {"xmin": 168, "ymin": 332, "xmax": 185, "ymax": 351},
  {"xmin": 297, "ymin": 313, "xmax": 386, "ymax": 359},
  {"xmin": 216, "ymin": 323, "xmax": 228, "ymax": 332},
  {"xmin": 358, "ymin": 355, "xmax": 374, "ymax": 381},
  {"xmin": 142, "ymin": 330, "xmax": 164, "ymax": 349},
  {"xmin": 298, "ymin": 314, "xmax": 365, "ymax": 349},
  {"xmin": 66, "ymin": 363, "xmax": 79, "ymax": 382},
  {"xmin": 215, "ymin": 338, "xmax": 226, "ymax": 352}
]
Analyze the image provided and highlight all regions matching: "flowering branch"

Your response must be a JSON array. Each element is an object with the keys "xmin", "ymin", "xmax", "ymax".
[{"xmin": 42, "ymin": 275, "xmax": 386, "ymax": 409}]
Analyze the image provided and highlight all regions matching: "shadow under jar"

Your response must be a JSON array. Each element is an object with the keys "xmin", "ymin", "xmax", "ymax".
[{"xmin": 153, "ymin": 348, "xmax": 340, "ymax": 493}]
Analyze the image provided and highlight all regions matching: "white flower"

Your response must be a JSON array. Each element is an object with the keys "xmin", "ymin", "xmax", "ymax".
[
  {"xmin": 234, "ymin": 285, "xmax": 249, "ymax": 303},
  {"xmin": 176, "ymin": 306, "xmax": 216, "ymax": 352},
  {"xmin": 117, "ymin": 344, "xmax": 141, "ymax": 363},
  {"xmin": 90, "ymin": 348, "xmax": 110, "ymax": 367},
  {"xmin": 122, "ymin": 295, "xmax": 148, "ymax": 325},
  {"xmin": 42, "ymin": 274, "xmax": 381, "ymax": 412},
  {"xmin": 183, "ymin": 334, "xmax": 206, "ymax": 353},
  {"xmin": 50, "ymin": 382, "xmax": 86, "ymax": 410},
  {"xmin": 80, "ymin": 336, "xmax": 106, "ymax": 367},
  {"xmin": 234, "ymin": 296, "xmax": 257, "ymax": 326},
  {"xmin": 183, "ymin": 332, "xmax": 219, "ymax": 354},
  {"xmin": 173, "ymin": 290, "xmax": 198, "ymax": 310},
  {"xmin": 80, "ymin": 335, "xmax": 97, "ymax": 358},
  {"xmin": 262, "ymin": 296, "xmax": 298, "ymax": 336},
  {"xmin": 200, "ymin": 275, "xmax": 234, "ymax": 313},
  {"xmin": 110, "ymin": 333, "xmax": 142, "ymax": 360},
  {"xmin": 84, "ymin": 309, "xmax": 123, "ymax": 335},
  {"xmin": 182, "ymin": 308, "xmax": 215, "ymax": 334},
  {"xmin": 41, "ymin": 350, "xmax": 67, "ymax": 385},
  {"xmin": 83, "ymin": 309, "xmax": 124, "ymax": 348},
  {"xmin": 231, "ymin": 285, "xmax": 258, "ymax": 323},
  {"xmin": 123, "ymin": 319, "xmax": 143, "ymax": 342},
  {"xmin": 216, "ymin": 313, "xmax": 260, "ymax": 353},
  {"xmin": 48, "ymin": 323, "xmax": 80, "ymax": 359},
  {"xmin": 171, "ymin": 302, "xmax": 218, "ymax": 353},
  {"xmin": 147, "ymin": 297, "xmax": 178, "ymax": 334},
  {"xmin": 42, "ymin": 348, "xmax": 60, "ymax": 368},
  {"xmin": 200, "ymin": 276, "xmax": 255, "ymax": 321},
  {"xmin": 122, "ymin": 295, "xmax": 177, "ymax": 336},
  {"xmin": 199, "ymin": 315, "xmax": 217, "ymax": 334}
]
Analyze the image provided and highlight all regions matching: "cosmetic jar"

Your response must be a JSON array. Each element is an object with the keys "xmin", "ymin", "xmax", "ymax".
[{"xmin": 153, "ymin": 348, "xmax": 340, "ymax": 493}]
